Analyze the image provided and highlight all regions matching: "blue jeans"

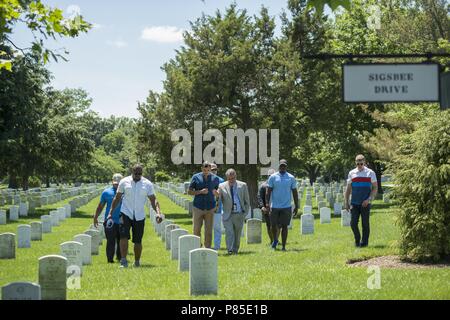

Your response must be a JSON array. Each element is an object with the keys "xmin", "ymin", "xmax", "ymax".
[{"xmin": 350, "ymin": 204, "xmax": 371, "ymax": 245}]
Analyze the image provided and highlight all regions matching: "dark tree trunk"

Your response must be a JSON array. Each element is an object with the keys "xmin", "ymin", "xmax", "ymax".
[
  {"xmin": 45, "ymin": 176, "xmax": 50, "ymax": 188},
  {"xmin": 307, "ymin": 165, "xmax": 319, "ymax": 186},
  {"xmin": 22, "ymin": 175, "xmax": 29, "ymax": 191},
  {"xmin": 8, "ymin": 173, "xmax": 18, "ymax": 189},
  {"xmin": 368, "ymin": 161, "xmax": 383, "ymax": 196},
  {"xmin": 240, "ymin": 164, "xmax": 259, "ymax": 210}
]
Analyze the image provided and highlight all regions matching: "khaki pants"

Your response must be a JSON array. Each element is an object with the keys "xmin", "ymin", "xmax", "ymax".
[{"xmin": 193, "ymin": 207, "xmax": 215, "ymax": 248}]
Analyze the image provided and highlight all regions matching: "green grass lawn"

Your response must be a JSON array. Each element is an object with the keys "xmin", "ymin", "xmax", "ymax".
[{"xmin": 0, "ymin": 190, "xmax": 449, "ymax": 300}]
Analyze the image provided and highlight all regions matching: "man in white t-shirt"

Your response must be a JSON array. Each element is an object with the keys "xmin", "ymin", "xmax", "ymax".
[
  {"xmin": 344, "ymin": 155, "xmax": 378, "ymax": 247},
  {"xmin": 108, "ymin": 164, "xmax": 163, "ymax": 268}
]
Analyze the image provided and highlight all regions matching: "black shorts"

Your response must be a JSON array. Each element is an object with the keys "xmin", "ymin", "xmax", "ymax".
[
  {"xmin": 270, "ymin": 207, "xmax": 292, "ymax": 227},
  {"xmin": 119, "ymin": 213, "xmax": 145, "ymax": 244}
]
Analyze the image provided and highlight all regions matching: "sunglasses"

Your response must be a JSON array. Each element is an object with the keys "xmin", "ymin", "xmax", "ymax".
[{"xmin": 356, "ymin": 162, "xmax": 364, "ymax": 165}]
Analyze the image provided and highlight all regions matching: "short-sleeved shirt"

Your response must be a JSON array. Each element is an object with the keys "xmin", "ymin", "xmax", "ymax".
[
  {"xmin": 118, "ymin": 176, "xmax": 155, "ymax": 221},
  {"xmin": 268, "ymin": 171, "xmax": 297, "ymax": 209},
  {"xmin": 347, "ymin": 166, "xmax": 377, "ymax": 205},
  {"xmin": 100, "ymin": 186, "xmax": 122, "ymax": 224},
  {"xmin": 189, "ymin": 173, "xmax": 221, "ymax": 210}
]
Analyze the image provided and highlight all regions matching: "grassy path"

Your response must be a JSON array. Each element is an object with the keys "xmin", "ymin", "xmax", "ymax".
[{"xmin": 1, "ymin": 190, "xmax": 449, "ymax": 299}]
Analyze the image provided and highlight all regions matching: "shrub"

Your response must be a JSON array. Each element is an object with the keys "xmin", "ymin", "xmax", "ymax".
[
  {"xmin": 392, "ymin": 111, "xmax": 450, "ymax": 262},
  {"xmin": 154, "ymin": 171, "xmax": 171, "ymax": 182},
  {"xmin": 28, "ymin": 176, "xmax": 42, "ymax": 188}
]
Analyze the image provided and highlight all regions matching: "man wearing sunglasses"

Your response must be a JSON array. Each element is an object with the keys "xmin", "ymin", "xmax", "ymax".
[
  {"xmin": 344, "ymin": 155, "xmax": 378, "ymax": 247},
  {"xmin": 108, "ymin": 164, "xmax": 163, "ymax": 268},
  {"xmin": 188, "ymin": 161, "xmax": 221, "ymax": 248}
]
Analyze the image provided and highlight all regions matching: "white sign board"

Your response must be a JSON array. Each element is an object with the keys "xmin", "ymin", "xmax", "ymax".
[{"xmin": 343, "ymin": 63, "xmax": 439, "ymax": 103}]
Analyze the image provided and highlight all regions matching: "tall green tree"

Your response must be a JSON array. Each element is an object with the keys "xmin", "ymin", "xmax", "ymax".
[{"xmin": 0, "ymin": 0, "xmax": 91, "ymax": 70}]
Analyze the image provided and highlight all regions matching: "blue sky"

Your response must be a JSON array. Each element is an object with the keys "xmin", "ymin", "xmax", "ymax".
[{"xmin": 12, "ymin": 1, "xmax": 330, "ymax": 118}]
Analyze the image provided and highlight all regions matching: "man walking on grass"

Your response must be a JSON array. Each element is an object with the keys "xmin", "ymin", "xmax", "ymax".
[
  {"xmin": 266, "ymin": 160, "xmax": 298, "ymax": 251},
  {"xmin": 345, "ymin": 155, "xmax": 378, "ymax": 248},
  {"xmin": 108, "ymin": 164, "xmax": 163, "ymax": 268}
]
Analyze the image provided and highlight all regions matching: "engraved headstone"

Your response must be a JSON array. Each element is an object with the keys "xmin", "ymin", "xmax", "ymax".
[
  {"xmin": 38, "ymin": 255, "xmax": 67, "ymax": 300},
  {"xmin": 301, "ymin": 214, "xmax": 314, "ymax": 235},
  {"xmin": 1, "ymin": 282, "xmax": 41, "ymax": 300},
  {"xmin": 0, "ymin": 210, "xmax": 6, "ymax": 225},
  {"xmin": 333, "ymin": 203, "xmax": 342, "ymax": 216},
  {"xmin": 60, "ymin": 241, "xmax": 83, "ymax": 276},
  {"xmin": 73, "ymin": 234, "xmax": 92, "ymax": 265},
  {"xmin": 30, "ymin": 222, "xmax": 42, "ymax": 241},
  {"xmin": 170, "ymin": 229, "xmax": 189, "ymax": 260},
  {"xmin": 19, "ymin": 202, "xmax": 28, "ymax": 217},
  {"xmin": 246, "ymin": 219, "xmax": 262, "ymax": 244},
  {"xmin": 178, "ymin": 235, "xmax": 201, "ymax": 272},
  {"xmin": 84, "ymin": 229, "xmax": 100, "ymax": 255},
  {"xmin": 9, "ymin": 206, "xmax": 19, "ymax": 221},
  {"xmin": 40, "ymin": 215, "xmax": 52, "ymax": 233},
  {"xmin": 320, "ymin": 207, "xmax": 331, "ymax": 224},
  {"xmin": 341, "ymin": 209, "xmax": 351, "ymax": 227},
  {"xmin": 165, "ymin": 224, "xmax": 179, "ymax": 250},
  {"xmin": 50, "ymin": 211, "xmax": 59, "ymax": 227},
  {"xmin": 189, "ymin": 248, "xmax": 218, "ymax": 296},
  {"xmin": 0, "ymin": 233, "xmax": 15, "ymax": 259},
  {"xmin": 57, "ymin": 207, "xmax": 66, "ymax": 222},
  {"xmin": 17, "ymin": 225, "xmax": 31, "ymax": 248}
]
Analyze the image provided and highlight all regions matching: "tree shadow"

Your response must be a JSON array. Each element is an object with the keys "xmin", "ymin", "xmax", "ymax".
[
  {"xmin": 165, "ymin": 213, "xmax": 191, "ymax": 220},
  {"xmin": 371, "ymin": 245, "xmax": 388, "ymax": 249}
]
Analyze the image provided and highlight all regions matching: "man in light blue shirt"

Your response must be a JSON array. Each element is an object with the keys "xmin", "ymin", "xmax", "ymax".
[{"xmin": 266, "ymin": 159, "xmax": 299, "ymax": 251}]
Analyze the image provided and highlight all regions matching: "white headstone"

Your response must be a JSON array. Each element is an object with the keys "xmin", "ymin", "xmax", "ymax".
[
  {"xmin": 50, "ymin": 211, "xmax": 59, "ymax": 226},
  {"xmin": 301, "ymin": 214, "xmax": 314, "ymax": 235},
  {"xmin": 64, "ymin": 204, "xmax": 71, "ymax": 218},
  {"xmin": 60, "ymin": 241, "xmax": 83, "ymax": 276},
  {"xmin": 178, "ymin": 235, "xmax": 201, "ymax": 272},
  {"xmin": 341, "ymin": 209, "xmax": 351, "ymax": 227},
  {"xmin": 165, "ymin": 224, "xmax": 179, "ymax": 250},
  {"xmin": 246, "ymin": 219, "xmax": 262, "ymax": 244},
  {"xmin": 0, "ymin": 210, "xmax": 6, "ymax": 225},
  {"xmin": 84, "ymin": 229, "xmax": 100, "ymax": 255},
  {"xmin": 17, "ymin": 225, "xmax": 31, "ymax": 248},
  {"xmin": 38, "ymin": 255, "xmax": 67, "ymax": 300},
  {"xmin": 73, "ymin": 234, "xmax": 92, "ymax": 265},
  {"xmin": 40, "ymin": 215, "xmax": 52, "ymax": 233},
  {"xmin": 2, "ymin": 282, "xmax": 41, "ymax": 300},
  {"xmin": 0, "ymin": 233, "xmax": 15, "ymax": 259},
  {"xmin": 30, "ymin": 222, "xmax": 42, "ymax": 241},
  {"xmin": 189, "ymin": 248, "xmax": 218, "ymax": 296},
  {"xmin": 170, "ymin": 229, "xmax": 189, "ymax": 260},
  {"xmin": 57, "ymin": 208, "xmax": 66, "ymax": 222},
  {"xmin": 320, "ymin": 207, "xmax": 331, "ymax": 224},
  {"xmin": 333, "ymin": 202, "xmax": 342, "ymax": 215},
  {"xmin": 9, "ymin": 206, "xmax": 19, "ymax": 221},
  {"xmin": 19, "ymin": 202, "xmax": 28, "ymax": 217},
  {"xmin": 303, "ymin": 205, "xmax": 312, "ymax": 215}
]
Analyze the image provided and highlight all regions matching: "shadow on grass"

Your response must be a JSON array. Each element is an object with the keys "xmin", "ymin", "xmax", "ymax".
[
  {"xmin": 134, "ymin": 264, "xmax": 157, "ymax": 269},
  {"xmin": 165, "ymin": 213, "xmax": 191, "ymax": 220},
  {"xmin": 220, "ymin": 250, "xmax": 256, "ymax": 257},
  {"xmin": 371, "ymin": 244, "xmax": 388, "ymax": 249}
]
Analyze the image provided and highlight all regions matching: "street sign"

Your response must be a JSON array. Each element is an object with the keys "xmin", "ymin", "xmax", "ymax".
[{"xmin": 343, "ymin": 63, "xmax": 440, "ymax": 103}]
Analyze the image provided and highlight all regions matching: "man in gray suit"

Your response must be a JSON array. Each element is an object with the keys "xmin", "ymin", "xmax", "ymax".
[{"xmin": 218, "ymin": 168, "xmax": 251, "ymax": 254}]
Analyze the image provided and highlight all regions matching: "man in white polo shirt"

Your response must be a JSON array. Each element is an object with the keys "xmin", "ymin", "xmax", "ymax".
[{"xmin": 108, "ymin": 163, "xmax": 163, "ymax": 268}]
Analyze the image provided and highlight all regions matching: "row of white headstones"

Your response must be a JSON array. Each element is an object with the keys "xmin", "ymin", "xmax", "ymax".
[
  {"xmin": 0, "ymin": 188, "xmax": 105, "ymax": 300},
  {"xmin": 148, "ymin": 185, "xmax": 353, "ymax": 296}
]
